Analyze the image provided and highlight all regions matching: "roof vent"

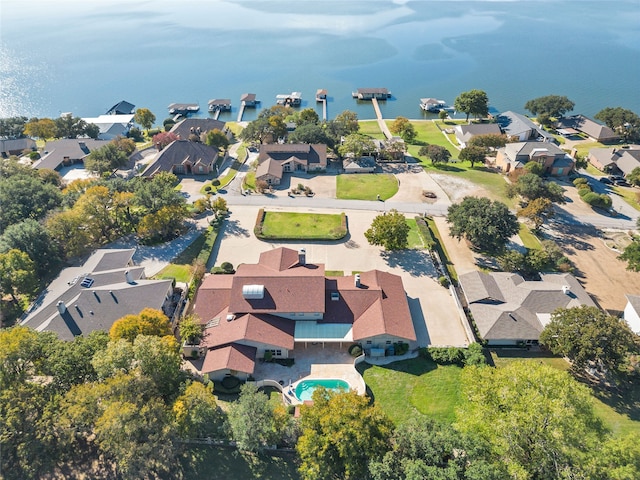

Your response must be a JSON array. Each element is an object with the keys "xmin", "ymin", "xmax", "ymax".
[
  {"xmin": 125, "ymin": 270, "xmax": 134, "ymax": 284},
  {"xmin": 57, "ymin": 301, "xmax": 67, "ymax": 314},
  {"xmin": 562, "ymin": 285, "xmax": 571, "ymax": 295},
  {"xmin": 242, "ymin": 284, "xmax": 265, "ymax": 300},
  {"xmin": 298, "ymin": 248, "xmax": 306, "ymax": 266},
  {"xmin": 226, "ymin": 314, "xmax": 236, "ymax": 322},
  {"xmin": 355, "ymin": 274, "xmax": 361, "ymax": 288}
]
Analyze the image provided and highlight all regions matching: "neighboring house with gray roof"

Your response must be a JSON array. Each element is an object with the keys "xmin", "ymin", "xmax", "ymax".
[
  {"xmin": 588, "ymin": 145, "xmax": 640, "ymax": 176},
  {"xmin": 496, "ymin": 111, "xmax": 556, "ymax": 143},
  {"xmin": 81, "ymin": 114, "xmax": 134, "ymax": 140},
  {"xmin": 556, "ymin": 115, "xmax": 620, "ymax": 143},
  {"xmin": 142, "ymin": 140, "xmax": 219, "ymax": 177},
  {"xmin": 33, "ymin": 138, "xmax": 110, "ymax": 170},
  {"xmin": 454, "ymin": 123, "xmax": 502, "ymax": 147},
  {"xmin": 21, "ymin": 249, "xmax": 176, "ymax": 341},
  {"xmin": 624, "ymin": 294, "xmax": 640, "ymax": 334},
  {"xmin": 256, "ymin": 143, "xmax": 327, "ymax": 186},
  {"xmin": 106, "ymin": 100, "xmax": 135, "ymax": 115},
  {"xmin": 495, "ymin": 141, "xmax": 574, "ymax": 175},
  {"xmin": 344, "ymin": 155, "xmax": 376, "ymax": 173},
  {"xmin": 169, "ymin": 118, "xmax": 229, "ymax": 141},
  {"xmin": 190, "ymin": 247, "xmax": 416, "ymax": 380},
  {"xmin": 1, "ymin": 137, "xmax": 36, "ymax": 158},
  {"xmin": 459, "ymin": 271, "xmax": 597, "ymax": 346}
]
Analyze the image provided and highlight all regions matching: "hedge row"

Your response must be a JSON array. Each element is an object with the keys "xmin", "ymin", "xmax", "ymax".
[{"xmin": 421, "ymin": 343, "xmax": 486, "ymax": 367}]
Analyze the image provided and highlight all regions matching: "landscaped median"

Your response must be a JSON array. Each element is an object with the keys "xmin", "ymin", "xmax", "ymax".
[{"xmin": 254, "ymin": 209, "xmax": 348, "ymax": 241}]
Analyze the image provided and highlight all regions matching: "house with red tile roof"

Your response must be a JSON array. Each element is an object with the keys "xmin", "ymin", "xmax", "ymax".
[{"xmin": 190, "ymin": 247, "xmax": 416, "ymax": 380}]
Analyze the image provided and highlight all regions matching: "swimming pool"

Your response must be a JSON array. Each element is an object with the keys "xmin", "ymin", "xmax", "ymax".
[{"xmin": 295, "ymin": 378, "xmax": 349, "ymax": 402}]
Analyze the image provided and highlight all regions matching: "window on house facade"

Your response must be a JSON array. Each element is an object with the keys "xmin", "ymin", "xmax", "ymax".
[
  {"xmin": 266, "ymin": 349, "xmax": 282, "ymax": 357},
  {"xmin": 386, "ymin": 340, "xmax": 392, "ymax": 345},
  {"xmin": 366, "ymin": 340, "xmax": 372, "ymax": 345}
]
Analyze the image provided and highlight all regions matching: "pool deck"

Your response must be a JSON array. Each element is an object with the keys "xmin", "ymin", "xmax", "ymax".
[{"xmin": 253, "ymin": 343, "xmax": 366, "ymax": 403}]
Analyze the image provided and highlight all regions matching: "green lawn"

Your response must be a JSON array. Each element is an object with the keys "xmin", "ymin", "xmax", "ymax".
[
  {"xmin": 573, "ymin": 140, "xmax": 606, "ymax": 158},
  {"xmin": 518, "ymin": 223, "xmax": 542, "ymax": 250},
  {"xmin": 612, "ymin": 186, "xmax": 640, "ymax": 211},
  {"xmin": 358, "ymin": 357, "xmax": 462, "ymax": 425},
  {"xmin": 258, "ymin": 212, "xmax": 347, "ymax": 240},
  {"xmin": 180, "ymin": 446, "xmax": 300, "ymax": 480},
  {"xmin": 336, "ymin": 173, "xmax": 398, "ymax": 200},
  {"xmin": 243, "ymin": 171, "xmax": 256, "ymax": 191},
  {"xmin": 325, "ymin": 270, "xmax": 344, "ymax": 276},
  {"xmin": 152, "ymin": 264, "xmax": 191, "ymax": 283},
  {"xmin": 358, "ymin": 120, "xmax": 387, "ymax": 140},
  {"xmin": 406, "ymin": 218, "xmax": 426, "ymax": 249}
]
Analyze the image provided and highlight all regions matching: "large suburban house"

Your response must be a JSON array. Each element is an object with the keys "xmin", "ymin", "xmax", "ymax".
[
  {"xmin": 169, "ymin": 118, "xmax": 229, "ymax": 141},
  {"xmin": 496, "ymin": 111, "xmax": 556, "ymax": 143},
  {"xmin": 495, "ymin": 141, "xmax": 574, "ymax": 175},
  {"xmin": 255, "ymin": 143, "xmax": 327, "ymax": 186},
  {"xmin": 624, "ymin": 294, "xmax": 640, "ymax": 335},
  {"xmin": 459, "ymin": 271, "xmax": 597, "ymax": 346},
  {"xmin": 0, "ymin": 137, "xmax": 36, "ymax": 158},
  {"xmin": 190, "ymin": 247, "xmax": 417, "ymax": 380},
  {"xmin": 588, "ymin": 146, "xmax": 640, "ymax": 176},
  {"xmin": 556, "ymin": 115, "xmax": 620, "ymax": 143},
  {"xmin": 81, "ymin": 114, "xmax": 134, "ymax": 140},
  {"xmin": 454, "ymin": 123, "xmax": 502, "ymax": 148},
  {"xmin": 33, "ymin": 138, "xmax": 110, "ymax": 171},
  {"xmin": 20, "ymin": 249, "xmax": 177, "ymax": 341},
  {"xmin": 142, "ymin": 139, "xmax": 219, "ymax": 177}
]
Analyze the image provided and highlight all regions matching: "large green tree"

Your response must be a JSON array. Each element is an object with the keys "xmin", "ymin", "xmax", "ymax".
[
  {"xmin": 84, "ymin": 143, "xmax": 129, "ymax": 175},
  {"xmin": 0, "ymin": 249, "xmax": 39, "ymax": 303},
  {"xmin": 23, "ymin": 118, "xmax": 57, "ymax": 141},
  {"xmin": 365, "ymin": 209, "xmax": 410, "ymax": 251},
  {"xmin": 446, "ymin": 197, "xmax": 519, "ymax": 253},
  {"xmin": 298, "ymin": 389, "xmax": 393, "ymax": 480},
  {"xmin": 54, "ymin": 115, "xmax": 89, "ymax": 139},
  {"xmin": 0, "ymin": 218, "xmax": 61, "ymax": 275},
  {"xmin": 0, "ymin": 174, "xmax": 62, "ymax": 234},
  {"xmin": 369, "ymin": 416, "xmax": 505, "ymax": 480},
  {"xmin": 389, "ymin": 116, "xmax": 417, "ymax": 143},
  {"xmin": 419, "ymin": 144, "xmax": 451, "ymax": 165},
  {"xmin": 595, "ymin": 107, "xmax": 640, "ymax": 143},
  {"xmin": 109, "ymin": 308, "xmax": 172, "ymax": 342},
  {"xmin": 338, "ymin": 133, "xmax": 375, "ymax": 158},
  {"xmin": 619, "ymin": 238, "xmax": 640, "ymax": 272},
  {"xmin": 508, "ymin": 172, "xmax": 565, "ymax": 203},
  {"xmin": 327, "ymin": 110, "xmax": 360, "ymax": 140},
  {"xmin": 288, "ymin": 123, "xmax": 333, "ymax": 146},
  {"xmin": 227, "ymin": 383, "xmax": 280, "ymax": 453},
  {"xmin": 468, "ymin": 133, "xmax": 508, "ymax": 149},
  {"xmin": 454, "ymin": 89, "xmax": 489, "ymax": 122},
  {"xmin": 540, "ymin": 306, "xmax": 638, "ymax": 374},
  {"xmin": 172, "ymin": 381, "xmax": 224, "ymax": 439},
  {"xmin": 517, "ymin": 197, "xmax": 554, "ymax": 230},
  {"xmin": 456, "ymin": 362, "xmax": 605, "ymax": 479},
  {"xmin": 524, "ymin": 95, "xmax": 575, "ymax": 118},
  {"xmin": 0, "ymin": 116, "xmax": 28, "ymax": 138},
  {"xmin": 133, "ymin": 107, "xmax": 156, "ymax": 132},
  {"xmin": 458, "ymin": 145, "xmax": 487, "ymax": 167}
]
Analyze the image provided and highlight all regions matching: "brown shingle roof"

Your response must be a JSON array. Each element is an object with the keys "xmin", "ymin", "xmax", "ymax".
[
  {"xmin": 201, "ymin": 344, "xmax": 257, "ymax": 375},
  {"xmin": 200, "ymin": 313, "xmax": 295, "ymax": 350}
]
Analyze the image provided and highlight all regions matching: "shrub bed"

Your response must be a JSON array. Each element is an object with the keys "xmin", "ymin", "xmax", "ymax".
[
  {"xmin": 348, "ymin": 343, "xmax": 363, "ymax": 357},
  {"xmin": 421, "ymin": 344, "xmax": 487, "ymax": 367},
  {"xmin": 414, "ymin": 216, "xmax": 436, "ymax": 248}
]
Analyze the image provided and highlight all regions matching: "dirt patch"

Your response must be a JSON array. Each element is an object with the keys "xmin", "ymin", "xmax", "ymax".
[
  {"xmin": 602, "ymin": 230, "xmax": 635, "ymax": 252},
  {"xmin": 430, "ymin": 173, "xmax": 490, "ymax": 201},
  {"xmin": 546, "ymin": 222, "xmax": 640, "ymax": 313}
]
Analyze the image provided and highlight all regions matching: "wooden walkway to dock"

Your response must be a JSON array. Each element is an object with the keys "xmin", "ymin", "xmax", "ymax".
[
  {"xmin": 212, "ymin": 109, "xmax": 221, "ymax": 120},
  {"xmin": 320, "ymin": 98, "xmax": 327, "ymax": 121},
  {"xmin": 237, "ymin": 102, "xmax": 246, "ymax": 122},
  {"xmin": 371, "ymin": 98, "xmax": 392, "ymax": 139}
]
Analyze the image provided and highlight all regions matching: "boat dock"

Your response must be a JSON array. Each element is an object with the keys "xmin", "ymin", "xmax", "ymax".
[
  {"xmin": 276, "ymin": 92, "xmax": 302, "ymax": 107},
  {"xmin": 316, "ymin": 89, "xmax": 327, "ymax": 120},
  {"xmin": 352, "ymin": 88, "xmax": 391, "ymax": 101},
  {"xmin": 371, "ymin": 98, "xmax": 392, "ymax": 140},
  {"xmin": 420, "ymin": 97, "xmax": 450, "ymax": 112},
  {"xmin": 168, "ymin": 103, "xmax": 200, "ymax": 121},
  {"xmin": 237, "ymin": 93, "xmax": 259, "ymax": 122}
]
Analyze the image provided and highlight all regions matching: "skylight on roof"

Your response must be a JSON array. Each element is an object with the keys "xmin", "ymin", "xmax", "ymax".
[
  {"xmin": 206, "ymin": 317, "xmax": 220, "ymax": 328},
  {"xmin": 80, "ymin": 277, "xmax": 94, "ymax": 288}
]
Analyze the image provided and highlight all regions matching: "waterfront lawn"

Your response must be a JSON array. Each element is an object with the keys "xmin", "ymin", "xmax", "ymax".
[
  {"xmin": 358, "ymin": 357, "xmax": 462, "ymax": 425},
  {"xmin": 405, "ymin": 120, "xmax": 460, "ymax": 158},
  {"xmin": 180, "ymin": 446, "xmax": 300, "ymax": 480},
  {"xmin": 336, "ymin": 173, "xmax": 398, "ymax": 200},
  {"xmin": 573, "ymin": 140, "xmax": 606, "ymax": 158},
  {"xmin": 359, "ymin": 120, "xmax": 387, "ymax": 140},
  {"xmin": 491, "ymin": 350, "xmax": 640, "ymax": 436},
  {"xmin": 259, "ymin": 212, "xmax": 347, "ymax": 240}
]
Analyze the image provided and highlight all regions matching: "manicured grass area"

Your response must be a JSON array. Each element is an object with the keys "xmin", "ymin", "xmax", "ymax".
[
  {"xmin": 335, "ymin": 173, "xmax": 398, "ymax": 200},
  {"xmin": 172, "ymin": 233, "xmax": 209, "ymax": 265},
  {"xmin": 406, "ymin": 218, "xmax": 425, "ymax": 249},
  {"xmin": 224, "ymin": 122, "xmax": 244, "ymax": 137},
  {"xmin": 325, "ymin": 270, "xmax": 344, "ymax": 276},
  {"xmin": 259, "ymin": 212, "xmax": 347, "ymax": 240},
  {"xmin": 358, "ymin": 120, "xmax": 386, "ymax": 140},
  {"xmin": 243, "ymin": 171, "xmax": 256, "ymax": 191},
  {"xmin": 584, "ymin": 164, "xmax": 604, "ymax": 176},
  {"xmin": 152, "ymin": 264, "xmax": 191, "ymax": 283},
  {"xmin": 612, "ymin": 186, "xmax": 640, "ymax": 211},
  {"xmin": 425, "ymin": 216, "xmax": 458, "ymax": 284},
  {"xmin": 518, "ymin": 223, "xmax": 542, "ymax": 250},
  {"xmin": 180, "ymin": 446, "xmax": 300, "ymax": 480},
  {"xmin": 490, "ymin": 351, "xmax": 640, "ymax": 436},
  {"xmin": 409, "ymin": 120, "xmax": 460, "ymax": 157},
  {"xmin": 573, "ymin": 140, "xmax": 606, "ymax": 158},
  {"xmin": 358, "ymin": 357, "xmax": 462, "ymax": 425},
  {"xmin": 201, "ymin": 160, "xmax": 242, "ymax": 194}
]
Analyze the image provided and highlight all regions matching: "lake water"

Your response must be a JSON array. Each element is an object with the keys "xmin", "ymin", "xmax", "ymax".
[{"xmin": 1, "ymin": 0, "xmax": 639, "ymax": 123}]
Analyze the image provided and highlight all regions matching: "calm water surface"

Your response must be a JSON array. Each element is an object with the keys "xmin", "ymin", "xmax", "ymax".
[{"xmin": 1, "ymin": 0, "xmax": 638, "ymax": 122}]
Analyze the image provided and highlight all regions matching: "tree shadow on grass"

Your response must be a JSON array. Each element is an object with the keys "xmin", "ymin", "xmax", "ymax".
[{"xmin": 574, "ymin": 372, "xmax": 640, "ymax": 422}]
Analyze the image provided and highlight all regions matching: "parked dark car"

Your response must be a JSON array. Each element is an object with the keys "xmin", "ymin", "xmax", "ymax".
[
  {"xmin": 598, "ymin": 177, "xmax": 612, "ymax": 184},
  {"xmin": 613, "ymin": 178, "xmax": 630, "ymax": 187}
]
